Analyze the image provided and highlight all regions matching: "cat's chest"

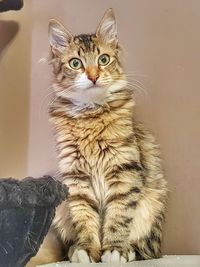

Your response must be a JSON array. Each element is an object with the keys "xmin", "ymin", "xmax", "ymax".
[
  {"xmin": 56, "ymin": 115, "xmax": 136, "ymax": 174},
  {"xmin": 57, "ymin": 121, "xmax": 111, "ymax": 205},
  {"xmin": 56, "ymin": 118, "xmax": 111, "ymax": 171}
]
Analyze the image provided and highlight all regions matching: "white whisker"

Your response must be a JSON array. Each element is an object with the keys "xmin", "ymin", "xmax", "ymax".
[{"xmin": 39, "ymin": 89, "xmax": 55, "ymax": 120}]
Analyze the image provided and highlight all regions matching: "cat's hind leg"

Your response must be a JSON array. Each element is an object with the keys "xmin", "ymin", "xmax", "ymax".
[
  {"xmin": 25, "ymin": 229, "xmax": 64, "ymax": 267},
  {"xmin": 133, "ymin": 212, "xmax": 164, "ymax": 260}
]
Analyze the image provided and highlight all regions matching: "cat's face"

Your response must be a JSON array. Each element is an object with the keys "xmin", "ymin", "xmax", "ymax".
[{"xmin": 48, "ymin": 9, "xmax": 126, "ymax": 107}]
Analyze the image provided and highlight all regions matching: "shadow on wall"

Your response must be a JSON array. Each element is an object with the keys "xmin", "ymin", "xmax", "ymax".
[
  {"xmin": 0, "ymin": 3, "xmax": 31, "ymax": 178},
  {"xmin": 0, "ymin": 20, "xmax": 19, "ymax": 60}
]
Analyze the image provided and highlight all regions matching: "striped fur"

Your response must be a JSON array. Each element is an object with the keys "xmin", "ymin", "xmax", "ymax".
[
  {"xmin": 27, "ymin": 9, "xmax": 168, "ymax": 266},
  {"xmin": 50, "ymin": 102, "xmax": 167, "ymax": 262}
]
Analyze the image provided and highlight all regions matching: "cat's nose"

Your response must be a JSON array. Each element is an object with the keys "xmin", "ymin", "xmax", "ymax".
[{"xmin": 88, "ymin": 74, "xmax": 99, "ymax": 84}]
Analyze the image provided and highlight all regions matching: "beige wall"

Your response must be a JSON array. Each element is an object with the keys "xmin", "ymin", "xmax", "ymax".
[
  {"xmin": 1, "ymin": 0, "xmax": 200, "ymax": 255},
  {"xmin": 0, "ymin": 3, "xmax": 31, "ymax": 178}
]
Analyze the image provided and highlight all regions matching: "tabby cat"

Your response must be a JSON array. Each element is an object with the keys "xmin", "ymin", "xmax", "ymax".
[{"xmin": 27, "ymin": 8, "xmax": 167, "ymax": 266}]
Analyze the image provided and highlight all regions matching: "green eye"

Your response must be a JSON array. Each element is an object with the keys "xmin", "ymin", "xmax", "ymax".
[
  {"xmin": 98, "ymin": 54, "xmax": 110, "ymax": 66},
  {"xmin": 69, "ymin": 58, "xmax": 82, "ymax": 70}
]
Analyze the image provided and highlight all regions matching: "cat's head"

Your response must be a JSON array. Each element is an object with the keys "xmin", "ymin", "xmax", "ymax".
[{"xmin": 48, "ymin": 9, "xmax": 127, "ymax": 108}]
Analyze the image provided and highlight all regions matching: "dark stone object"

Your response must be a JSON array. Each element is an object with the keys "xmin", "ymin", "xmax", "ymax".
[
  {"xmin": 0, "ymin": 176, "xmax": 69, "ymax": 267},
  {"xmin": 0, "ymin": 0, "xmax": 23, "ymax": 12}
]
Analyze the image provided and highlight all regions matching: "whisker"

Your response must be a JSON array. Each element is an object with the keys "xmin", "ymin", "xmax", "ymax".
[
  {"xmin": 38, "ymin": 90, "xmax": 56, "ymax": 120},
  {"xmin": 126, "ymin": 82, "xmax": 148, "ymax": 96},
  {"xmin": 127, "ymin": 79, "xmax": 147, "ymax": 93},
  {"xmin": 100, "ymin": 76, "xmax": 148, "ymax": 96},
  {"xmin": 39, "ymin": 83, "xmax": 75, "ymax": 119},
  {"xmin": 125, "ymin": 71, "xmax": 149, "ymax": 78}
]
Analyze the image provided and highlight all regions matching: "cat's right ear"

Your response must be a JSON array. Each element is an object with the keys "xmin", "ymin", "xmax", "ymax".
[
  {"xmin": 48, "ymin": 19, "xmax": 73, "ymax": 54},
  {"xmin": 96, "ymin": 9, "xmax": 117, "ymax": 44}
]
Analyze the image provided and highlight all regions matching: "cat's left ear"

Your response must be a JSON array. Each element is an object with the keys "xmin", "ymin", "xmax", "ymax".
[
  {"xmin": 48, "ymin": 19, "xmax": 73, "ymax": 54},
  {"xmin": 96, "ymin": 8, "xmax": 117, "ymax": 44}
]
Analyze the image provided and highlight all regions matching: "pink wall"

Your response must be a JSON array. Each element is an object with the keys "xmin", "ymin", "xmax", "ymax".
[{"xmin": 1, "ymin": 0, "xmax": 200, "ymax": 255}]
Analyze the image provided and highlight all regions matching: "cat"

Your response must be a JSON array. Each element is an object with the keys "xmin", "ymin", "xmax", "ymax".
[{"xmin": 27, "ymin": 8, "xmax": 167, "ymax": 266}]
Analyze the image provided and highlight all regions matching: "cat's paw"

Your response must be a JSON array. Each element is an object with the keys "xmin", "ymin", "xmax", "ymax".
[
  {"xmin": 101, "ymin": 249, "xmax": 136, "ymax": 263},
  {"xmin": 68, "ymin": 246, "xmax": 101, "ymax": 263},
  {"xmin": 70, "ymin": 248, "xmax": 93, "ymax": 263}
]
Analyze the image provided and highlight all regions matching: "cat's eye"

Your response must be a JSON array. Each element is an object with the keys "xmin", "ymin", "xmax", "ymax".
[
  {"xmin": 69, "ymin": 58, "xmax": 82, "ymax": 70},
  {"xmin": 98, "ymin": 54, "xmax": 110, "ymax": 66}
]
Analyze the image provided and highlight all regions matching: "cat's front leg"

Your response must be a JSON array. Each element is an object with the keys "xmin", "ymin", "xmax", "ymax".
[
  {"xmin": 62, "ymin": 174, "xmax": 101, "ymax": 263},
  {"xmin": 101, "ymin": 164, "xmax": 143, "ymax": 263}
]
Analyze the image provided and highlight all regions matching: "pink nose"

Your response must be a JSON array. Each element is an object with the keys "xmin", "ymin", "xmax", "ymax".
[{"xmin": 88, "ymin": 75, "xmax": 99, "ymax": 84}]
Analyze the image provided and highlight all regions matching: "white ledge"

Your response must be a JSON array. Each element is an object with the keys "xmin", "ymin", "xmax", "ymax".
[{"xmin": 38, "ymin": 255, "xmax": 200, "ymax": 267}]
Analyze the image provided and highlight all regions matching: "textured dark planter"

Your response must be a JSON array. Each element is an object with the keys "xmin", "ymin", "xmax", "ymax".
[{"xmin": 0, "ymin": 176, "xmax": 68, "ymax": 267}]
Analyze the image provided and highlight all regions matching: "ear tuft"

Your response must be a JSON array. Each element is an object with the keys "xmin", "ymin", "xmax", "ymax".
[
  {"xmin": 48, "ymin": 19, "xmax": 73, "ymax": 53},
  {"xmin": 96, "ymin": 8, "xmax": 117, "ymax": 43}
]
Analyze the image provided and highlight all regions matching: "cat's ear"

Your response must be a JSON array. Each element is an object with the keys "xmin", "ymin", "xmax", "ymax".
[
  {"xmin": 96, "ymin": 8, "xmax": 117, "ymax": 43},
  {"xmin": 48, "ymin": 19, "xmax": 73, "ymax": 53}
]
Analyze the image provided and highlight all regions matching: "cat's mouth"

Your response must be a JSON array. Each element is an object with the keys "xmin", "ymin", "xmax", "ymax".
[{"xmin": 85, "ymin": 85, "xmax": 102, "ymax": 90}]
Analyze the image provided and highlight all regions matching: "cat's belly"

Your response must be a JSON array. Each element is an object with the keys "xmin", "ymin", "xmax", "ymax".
[{"xmin": 91, "ymin": 174, "xmax": 108, "ymax": 210}]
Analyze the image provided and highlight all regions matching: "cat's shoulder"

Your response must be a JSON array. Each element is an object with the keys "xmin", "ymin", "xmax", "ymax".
[{"xmin": 133, "ymin": 121, "xmax": 158, "ymax": 146}]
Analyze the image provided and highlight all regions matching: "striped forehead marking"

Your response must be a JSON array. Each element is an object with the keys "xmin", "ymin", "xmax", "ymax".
[{"xmin": 74, "ymin": 34, "xmax": 100, "ymax": 54}]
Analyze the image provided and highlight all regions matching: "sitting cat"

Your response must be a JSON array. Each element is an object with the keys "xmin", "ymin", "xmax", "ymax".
[{"xmin": 27, "ymin": 8, "xmax": 167, "ymax": 266}]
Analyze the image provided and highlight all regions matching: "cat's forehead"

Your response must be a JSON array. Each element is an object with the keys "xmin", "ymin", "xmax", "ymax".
[
  {"xmin": 68, "ymin": 34, "xmax": 115, "ymax": 57},
  {"xmin": 73, "ymin": 34, "xmax": 98, "ymax": 54}
]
